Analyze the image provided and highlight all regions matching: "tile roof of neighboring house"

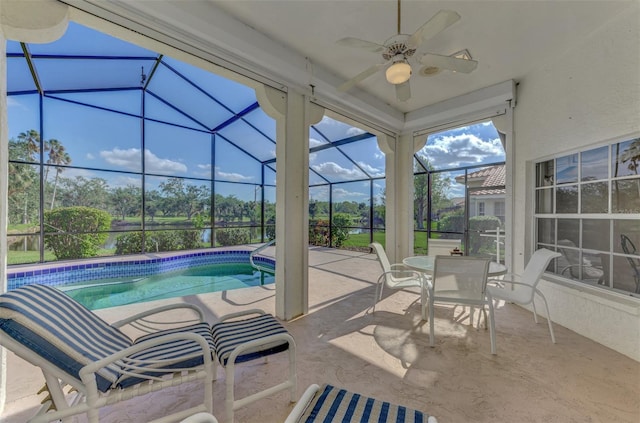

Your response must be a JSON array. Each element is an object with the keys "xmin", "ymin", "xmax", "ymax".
[{"xmin": 456, "ymin": 164, "xmax": 506, "ymax": 196}]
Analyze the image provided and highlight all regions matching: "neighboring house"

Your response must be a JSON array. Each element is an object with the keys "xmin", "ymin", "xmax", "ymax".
[{"xmin": 455, "ymin": 165, "xmax": 506, "ymax": 223}]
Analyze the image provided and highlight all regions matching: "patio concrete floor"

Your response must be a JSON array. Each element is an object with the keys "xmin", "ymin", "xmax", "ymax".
[{"xmin": 2, "ymin": 246, "xmax": 639, "ymax": 422}]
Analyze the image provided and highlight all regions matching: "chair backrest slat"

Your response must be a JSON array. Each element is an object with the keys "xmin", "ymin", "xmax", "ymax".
[{"xmin": 432, "ymin": 256, "xmax": 490, "ymax": 301}]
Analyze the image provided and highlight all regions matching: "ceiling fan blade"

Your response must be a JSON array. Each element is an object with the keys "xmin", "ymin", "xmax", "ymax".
[
  {"xmin": 336, "ymin": 37, "xmax": 386, "ymax": 53},
  {"xmin": 338, "ymin": 62, "xmax": 388, "ymax": 92},
  {"xmin": 407, "ymin": 10, "xmax": 461, "ymax": 49},
  {"xmin": 395, "ymin": 81, "xmax": 411, "ymax": 102},
  {"xmin": 419, "ymin": 53, "xmax": 478, "ymax": 73}
]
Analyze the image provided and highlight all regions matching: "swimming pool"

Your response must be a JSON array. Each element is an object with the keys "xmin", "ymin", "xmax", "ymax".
[
  {"xmin": 61, "ymin": 262, "xmax": 274, "ymax": 310},
  {"xmin": 7, "ymin": 249, "xmax": 275, "ymax": 310}
]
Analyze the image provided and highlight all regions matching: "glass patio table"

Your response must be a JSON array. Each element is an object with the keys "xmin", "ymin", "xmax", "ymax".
[{"xmin": 402, "ymin": 256, "xmax": 507, "ymax": 277}]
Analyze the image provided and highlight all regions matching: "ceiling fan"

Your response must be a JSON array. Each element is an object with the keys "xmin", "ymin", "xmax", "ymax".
[{"xmin": 336, "ymin": 0, "xmax": 478, "ymax": 102}]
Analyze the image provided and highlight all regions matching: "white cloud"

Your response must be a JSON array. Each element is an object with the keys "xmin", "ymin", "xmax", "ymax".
[
  {"xmin": 311, "ymin": 161, "xmax": 365, "ymax": 181},
  {"xmin": 309, "ymin": 138, "xmax": 325, "ymax": 148},
  {"xmin": 215, "ymin": 167, "xmax": 254, "ymax": 182},
  {"xmin": 195, "ymin": 163, "xmax": 212, "ymax": 178},
  {"xmin": 86, "ymin": 153, "xmax": 95, "ymax": 160},
  {"xmin": 7, "ymin": 97, "xmax": 26, "ymax": 109},
  {"xmin": 332, "ymin": 187, "xmax": 367, "ymax": 200},
  {"xmin": 423, "ymin": 134, "xmax": 503, "ymax": 168},
  {"xmin": 346, "ymin": 127, "xmax": 366, "ymax": 137},
  {"xmin": 100, "ymin": 148, "xmax": 187, "ymax": 173},
  {"xmin": 356, "ymin": 161, "xmax": 384, "ymax": 177}
]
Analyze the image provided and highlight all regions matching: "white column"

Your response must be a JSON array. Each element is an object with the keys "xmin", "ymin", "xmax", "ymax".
[
  {"xmin": 379, "ymin": 133, "xmax": 415, "ymax": 263},
  {"xmin": 0, "ymin": 0, "xmax": 69, "ymax": 414},
  {"xmin": 256, "ymin": 85, "xmax": 323, "ymax": 320}
]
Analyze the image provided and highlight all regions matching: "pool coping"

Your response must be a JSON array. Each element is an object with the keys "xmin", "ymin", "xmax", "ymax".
[{"xmin": 7, "ymin": 245, "xmax": 275, "ymax": 291}]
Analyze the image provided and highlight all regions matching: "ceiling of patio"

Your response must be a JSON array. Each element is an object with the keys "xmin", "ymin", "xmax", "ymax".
[
  {"xmin": 64, "ymin": 0, "xmax": 632, "ymax": 132},
  {"xmin": 207, "ymin": 0, "xmax": 628, "ymax": 114}
]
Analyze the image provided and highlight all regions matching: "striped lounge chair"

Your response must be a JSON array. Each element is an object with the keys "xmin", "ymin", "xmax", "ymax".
[
  {"xmin": 285, "ymin": 384, "xmax": 438, "ymax": 423},
  {"xmin": 0, "ymin": 284, "xmax": 216, "ymax": 423}
]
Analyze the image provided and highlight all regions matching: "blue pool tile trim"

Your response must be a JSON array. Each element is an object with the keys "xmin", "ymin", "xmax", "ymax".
[{"xmin": 7, "ymin": 250, "xmax": 275, "ymax": 291}]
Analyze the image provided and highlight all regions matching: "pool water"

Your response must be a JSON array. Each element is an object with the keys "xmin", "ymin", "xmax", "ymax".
[{"xmin": 61, "ymin": 263, "xmax": 274, "ymax": 310}]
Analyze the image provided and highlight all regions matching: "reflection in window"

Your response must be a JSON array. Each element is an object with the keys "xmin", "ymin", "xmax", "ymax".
[
  {"xmin": 581, "ymin": 146, "xmax": 609, "ymax": 181},
  {"xmin": 556, "ymin": 154, "xmax": 579, "ymax": 184},
  {"xmin": 556, "ymin": 185, "xmax": 578, "ymax": 213},
  {"xmin": 581, "ymin": 182, "xmax": 608, "ymax": 213},
  {"xmin": 535, "ymin": 137, "xmax": 640, "ymax": 295}
]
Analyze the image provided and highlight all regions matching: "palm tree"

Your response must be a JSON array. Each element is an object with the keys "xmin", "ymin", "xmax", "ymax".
[
  {"xmin": 45, "ymin": 138, "xmax": 72, "ymax": 209},
  {"xmin": 16, "ymin": 129, "xmax": 41, "ymax": 160}
]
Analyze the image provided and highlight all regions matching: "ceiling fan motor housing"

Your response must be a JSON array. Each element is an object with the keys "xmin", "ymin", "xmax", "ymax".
[{"xmin": 382, "ymin": 34, "xmax": 416, "ymax": 60}]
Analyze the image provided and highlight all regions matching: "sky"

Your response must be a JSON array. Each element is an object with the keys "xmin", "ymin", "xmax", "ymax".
[{"xmin": 7, "ymin": 22, "xmax": 505, "ymax": 203}]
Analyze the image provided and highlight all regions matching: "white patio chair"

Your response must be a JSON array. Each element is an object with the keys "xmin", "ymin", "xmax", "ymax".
[
  {"xmin": 427, "ymin": 256, "xmax": 495, "ymax": 354},
  {"xmin": 0, "ymin": 284, "xmax": 215, "ymax": 423},
  {"xmin": 369, "ymin": 242, "xmax": 426, "ymax": 319},
  {"xmin": 486, "ymin": 248, "xmax": 561, "ymax": 343},
  {"xmin": 180, "ymin": 412, "xmax": 219, "ymax": 423},
  {"xmin": 285, "ymin": 383, "xmax": 438, "ymax": 423}
]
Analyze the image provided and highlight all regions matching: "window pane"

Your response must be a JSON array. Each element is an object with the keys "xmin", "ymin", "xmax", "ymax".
[
  {"xmin": 331, "ymin": 181, "xmax": 370, "ymax": 230},
  {"xmin": 537, "ymin": 218, "xmax": 555, "ymax": 244},
  {"xmin": 557, "ymin": 219, "xmax": 579, "ymax": 246},
  {"xmin": 613, "ymin": 220, "xmax": 640, "ymax": 255},
  {"xmin": 430, "ymin": 170, "xmax": 465, "ymax": 233},
  {"xmin": 145, "ymin": 121, "xmax": 211, "ymax": 178},
  {"xmin": 556, "ymin": 185, "xmax": 578, "ymax": 213},
  {"xmin": 612, "ymin": 138, "xmax": 640, "ymax": 178},
  {"xmin": 44, "ymin": 98, "xmax": 142, "ymax": 171},
  {"xmin": 146, "ymin": 176, "xmax": 210, "ymax": 226},
  {"xmin": 612, "ymin": 178, "xmax": 640, "ymax": 213},
  {"xmin": 581, "ymin": 146, "xmax": 609, "ymax": 181},
  {"xmin": 373, "ymin": 180, "xmax": 385, "ymax": 228},
  {"xmin": 612, "ymin": 255, "xmax": 640, "ymax": 293},
  {"xmin": 582, "ymin": 219, "xmax": 609, "ymax": 251},
  {"xmin": 338, "ymin": 136, "xmax": 385, "ymax": 178},
  {"xmin": 214, "ymin": 137, "xmax": 262, "ymax": 183},
  {"xmin": 536, "ymin": 160, "xmax": 554, "ymax": 187},
  {"xmin": 7, "ymin": 235, "xmax": 42, "ymax": 265},
  {"xmin": 7, "ymin": 95, "xmax": 40, "ymax": 154},
  {"xmin": 8, "ymin": 163, "xmax": 40, "ymax": 229},
  {"xmin": 536, "ymin": 188, "xmax": 553, "ymax": 213},
  {"xmin": 581, "ymin": 182, "xmax": 608, "ymax": 213},
  {"xmin": 556, "ymin": 154, "xmax": 579, "ymax": 184}
]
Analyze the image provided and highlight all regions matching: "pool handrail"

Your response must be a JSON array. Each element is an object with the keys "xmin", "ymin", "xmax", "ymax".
[{"xmin": 250, "ymin": 240, "xmax": 276, "ymax": 273}]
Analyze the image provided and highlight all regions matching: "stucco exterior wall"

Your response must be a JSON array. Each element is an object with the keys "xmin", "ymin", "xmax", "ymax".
[{"xmin": 512, "ymin": 3, "xmax": 640, "ymax": 361}]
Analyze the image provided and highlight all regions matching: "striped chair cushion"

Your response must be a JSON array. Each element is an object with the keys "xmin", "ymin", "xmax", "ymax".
[
  {"xmin": 118, "ymin": 322, "xmax": 216, "ymax": 388},
  {"xmin": 0, "ymin": 285, "xmax": 132, "ymax": 392},
  {"xmin": 211, "ymin": 313, "xmax": 290, "ymax": 365},
  {"xmin": 297, "ymin": 384, "xmax": 429, "ymax": 423}
]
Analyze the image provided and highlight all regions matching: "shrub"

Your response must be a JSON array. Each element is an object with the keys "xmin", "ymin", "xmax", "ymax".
[
  {"xmin": 331, "ymin": 213, "xmax": 352, "ymax": 247},
  {"xmin": 44, "ymin": 207, "xmax": 111, "ymax": 259},
  {"xmin": 438, "ymin": 209, "xmax": 464, "ymax": 236},
  {"xmin": 216, "ymin": 228, "xmax": 250, "ymax": 246},
  {"xmin": 115, "ymin": 232, "xmax": 146, "ymax": 255},
  {"xmin": 115, "ymin": 230, "xmax": 203, "ymax": 255},
  {"xmin": 309, "ymin": 215, "xmax": 352, "ymax": 248},
  {"xmin": 309, "ymin": 219, "xmax": 330, "ymax": 247},
  {"xmin": 469, "ymin": 215, "xmax": 502, "ymax": 255}
]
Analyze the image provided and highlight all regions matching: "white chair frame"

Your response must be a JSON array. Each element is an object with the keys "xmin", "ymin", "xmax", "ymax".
[
  {"xmin": 0, "ymin": 303, "xmax": 215, "ymax": 423},
  {"xmin": 212, "ymin": 309, "xmax": 297, "ymax": 422}
]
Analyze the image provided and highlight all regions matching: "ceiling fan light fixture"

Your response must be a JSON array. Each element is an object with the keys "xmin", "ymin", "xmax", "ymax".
[{"xmin": 386, "ymin": 61, "xmax": 412, "ymax": 84}]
